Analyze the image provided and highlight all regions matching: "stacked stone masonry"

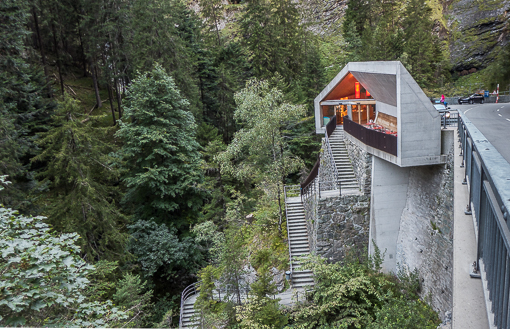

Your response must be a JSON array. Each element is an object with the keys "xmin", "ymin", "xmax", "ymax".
[
  {"xmin": 313, "ymin": 195, "xmax": 370, "ymax": 263},
  {"xmin": 318, "ymin": 138, "xmax": 337, "ymax": 191},
  {"xmin": 343, "ymin": 136, "xmax": 372, "ymax": 195}
]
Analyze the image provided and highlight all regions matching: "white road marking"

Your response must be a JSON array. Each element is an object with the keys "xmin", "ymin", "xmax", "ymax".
[
  {"xmin": 499, "ymin": 114, "xmax": 503, "ymax": 117},
  {"xmin": 507, "ymin": 119, "xmax": 510, "ymax": 122},
  {"xmin": 464, "ymin": 109, "xmax": 471, "ymax": 114},
  {"xmin": 497, "ymin": 109, "xmax": 500, "ymax": 111}
]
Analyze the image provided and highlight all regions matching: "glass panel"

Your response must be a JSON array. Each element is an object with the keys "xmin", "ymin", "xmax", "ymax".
[
  {"xmin": 335, "ymin": 104, "xmax": 348, "ymax": 125},
  {"xmin": 351, "ymin": 104, "xmax": 360, "ymax": 124},
  {"xmin": 321, "ymin": 105, "xmax": 334, "ymax": 126},
  {"xmin": 369, "ymin": 104, "xmax": 376, "ymax": 121},
  {"xmin": 360, "ymin": 104, "xmax": 368, "ymax": 125}
]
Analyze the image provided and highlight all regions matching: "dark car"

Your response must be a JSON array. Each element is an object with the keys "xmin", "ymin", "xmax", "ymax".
[{"xmin": 458, "ymin": 93, "xmax": 484, "ymax": 104}]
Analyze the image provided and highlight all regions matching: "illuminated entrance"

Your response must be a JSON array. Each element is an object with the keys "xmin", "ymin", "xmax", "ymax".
[
  {"xmin": 321, "ymin": 101, "xmax": 376, "ymax": 126},
  {"xmin": 318, "ymin": 73, "xmax": 376, "ymax": 127}
]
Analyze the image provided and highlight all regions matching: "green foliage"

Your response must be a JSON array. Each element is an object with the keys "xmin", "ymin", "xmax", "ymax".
[
  {"xmin": 116, "ymin": 64, "xmax": 204, "ymax": 229},
  {"xmin": 367, "ymin": 297, "xmax": 440, "ymax": 329},
  {"xmin": 282, "ymin": 252, "xmax": 440, "ymax": 329},
  {"xmin": 85, "ymin": 260, "xmax": 120, "ymax": 301},
  {"xmin": 240, "ymin": 0, "xmax": 303, "ymax": 82},
  {"xmin": 0, "ymin": 195, "xmax": 129, "ymax": 327},
  {"xmin": 218, "ymin": 78, "xmax": 305, "ymax": 230},
  {"xmin": 32, "ymin": 96, "xmax": 128, "ymax": 262},
  {"xmin": 236, "ymin": 297, "xmax": 288, "ymax": 329},
  {"xmin": 0, "ymin": 0, "xmax": 53, "ymax": 211},
  {"xmin": 401, "ymin": 0, "xmax": 442, "ymax": 88},
  {"xmin": 128, "ymin": 220, "xmax": 203, "ymax": 279},
  {"xmin": 113, "ymin": 273, "xmax": 154, "ymax": 327}
]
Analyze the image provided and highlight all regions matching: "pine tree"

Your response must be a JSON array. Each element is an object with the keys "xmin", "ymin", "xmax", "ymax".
[
  {"xmin": 115, "ymin": 65, "xmax": 204, "ymax": 230},
  {"xmin": 0, "ymin": 0, "xmax": 53, "ymax": 210},
  {"xmin": 31, "ymin": 97, "xmax": 128, "ymax": 262},
  {"xmin": 240, "ymin": 0, "xmax": 303, "ymax": 82},
  {"xmin": 402, "ymin": 0, "xmax": 438, "ymax": 87}
]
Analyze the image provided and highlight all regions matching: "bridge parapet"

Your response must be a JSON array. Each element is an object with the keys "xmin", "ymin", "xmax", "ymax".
[{"xmin": 459, "ymin": 112, "xmax": 510, "ymax": 328}]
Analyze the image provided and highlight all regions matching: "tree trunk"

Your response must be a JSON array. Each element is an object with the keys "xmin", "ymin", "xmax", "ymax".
[
  {"xmin": 32, "ymin": 6, "xmax": 48, "ymax": 79},
  {"xmin": 114, "ymin": 77, "xmax": 122, "ymax": 119},
  {"xmin": 51, "ymin": 22, "xmax": 64, "ymax": 96},
  {"xmin": 78, "ymin": 28, "xmax": 88, "ymax": 77},
  {"xmin": 90, "ymin": 60, "xmax": 102, "ymax": 109},
  {"xmin": 102, "ymin": 52, "xmax": 116, "ymax": 125}
]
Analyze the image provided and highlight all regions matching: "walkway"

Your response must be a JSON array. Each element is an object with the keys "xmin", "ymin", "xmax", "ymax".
[{"xmin": 452, "ymin": 127, "xmax": 489, "ymax": 329}]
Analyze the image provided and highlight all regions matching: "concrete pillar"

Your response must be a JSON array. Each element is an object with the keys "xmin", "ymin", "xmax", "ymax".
[{"xmin": 369, "ymin": 156, "xmax": 411, "ymax": 272}]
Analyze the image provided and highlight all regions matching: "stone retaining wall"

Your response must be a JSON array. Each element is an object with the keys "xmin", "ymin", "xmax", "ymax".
[
  {"xmin": 313, "ymin": 194, "xmax": 370, "ymax": 262},
  {"xmin": 344, "ymin": 137, "xmax": 372, "ymax": 195},
  {"xmin": 318, "ymin": 138, "xmax": 336, "ymax": 190}
]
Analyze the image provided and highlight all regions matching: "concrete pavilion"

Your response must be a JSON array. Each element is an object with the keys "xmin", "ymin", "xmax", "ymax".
[
  {"xmin": 315, "ymin": 61, "xmax": 446, "ymax": 167},
  {"xmin": 315, "ymin": 61, "xmax": 453, "ymax": 272}
]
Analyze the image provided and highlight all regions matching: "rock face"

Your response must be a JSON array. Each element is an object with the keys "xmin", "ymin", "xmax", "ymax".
[
  {"xmin": 396, "ymin": 151, "xmax": 454, "ymax": 321},
  {"xmin": 447, "ymin": 0, "xmax": 510, "ymax": 72}
]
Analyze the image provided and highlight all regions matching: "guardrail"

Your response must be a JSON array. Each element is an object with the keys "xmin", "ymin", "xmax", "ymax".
[
  {"xmin": 343, "ymin": 116, "xmax": 397, "ymax": 156},
  {"xmin": 324, "ymin": 116, "xmax": 341, "ymax": 192},
  {"xmin": 179, "ymin": 281, "xmax": 200, "ymax": 328},
  {"xmin": 300, "ymin": 158, "xmax": 320, "ymax": 193},
  {"xmin": 284, "ymin": 184, "xmax": 301, "ymax": 274},
  {"xmin": 459, "ymin": 112, "xmax": 510, "ymax": 328}
]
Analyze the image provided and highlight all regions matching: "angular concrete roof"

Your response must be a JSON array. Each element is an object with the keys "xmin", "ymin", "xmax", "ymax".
[{"xmin": 315, "ymin": 61, "xmax": 444, "ymax": 167}]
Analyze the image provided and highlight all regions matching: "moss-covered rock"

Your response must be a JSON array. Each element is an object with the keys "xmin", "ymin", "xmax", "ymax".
[{"xmin": 446, "ymin": 0, "xmax": 509, "ymax": 72}]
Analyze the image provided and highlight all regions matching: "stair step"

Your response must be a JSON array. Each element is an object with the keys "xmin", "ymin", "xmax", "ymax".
[
  {"xmin": 289, "ymin": 235, "xmax": 308, "ymax": 240},
  {"xmin": 289, "ymin": 228, "xmax": 308, "ymax": 233},
  {"xmin": 291, "ymin": 248, "xmax": 310, "ymax": 254}
]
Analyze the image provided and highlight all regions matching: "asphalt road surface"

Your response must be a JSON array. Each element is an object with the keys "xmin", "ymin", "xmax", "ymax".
[{"xmin": 450, "ymin": 102, "xmax": 510, "ymax": 164}]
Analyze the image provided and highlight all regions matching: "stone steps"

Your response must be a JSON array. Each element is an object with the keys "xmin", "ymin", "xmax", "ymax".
[
  {"xmin": 328, "ymin": 128, "xmax": 359, "ymax": 190},
  {"xmin": 180, "ymin": 300, "xmax": 197, "ymax": 328},
  {"xmin": 285, "ymin": 200, "xmax": 314, "ymax": 288}
]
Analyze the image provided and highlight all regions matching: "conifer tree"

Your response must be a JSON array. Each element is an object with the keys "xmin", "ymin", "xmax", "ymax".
[
  {"xmin": 0, "ymin": 0, "xmax": 53, "ymax": 210},
  {"xmin": 31, "ymin": 97, "xmax": 128, "ymax": 262},
  {"xmin": 402, "ymin": 0, "xmax": 438, "ymax": 87},
  {"xmin": 116, "ymin": 65, "xmax": 203, "ymax": 229}
]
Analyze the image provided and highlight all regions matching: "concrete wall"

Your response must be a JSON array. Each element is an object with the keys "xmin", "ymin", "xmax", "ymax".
[
  {"xmin": 369, "ymin": 156, "xmax": 411, "ymax": 271},
  {"xmin": 314, "ymin": 194, "xmax": 370, "ymax": 263},
  {"xmin": 376, "ymin": 101, "xmax": 397, "ymax": 117},
  {"xmin": 398, "ymin": 65, "xmax": 442, "ymax": 167},
  {"xmin": 396, "ymin": 130, "xmax": 454, "ymax": 321}
]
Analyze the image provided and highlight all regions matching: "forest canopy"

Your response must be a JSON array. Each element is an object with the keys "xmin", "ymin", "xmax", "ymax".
[{"xmin": 1, "ymin": 0, "xmax": 506, "ymax": 326}]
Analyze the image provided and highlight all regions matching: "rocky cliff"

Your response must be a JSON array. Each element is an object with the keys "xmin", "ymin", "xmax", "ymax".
[{"xmin": 446, "ymin": 0, "xmax": 510, "ymax": 73}]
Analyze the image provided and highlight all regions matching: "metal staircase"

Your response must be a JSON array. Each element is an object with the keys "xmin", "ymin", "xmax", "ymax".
[
  {"xmin": 179, "ymin": 283, "xmax": 199, "ymax": 328},
  {"xmin": 286, "ymin": 199, "xmax": 314, "ymax": 288},
  {"xmin": 328, "ymin": 127, "xmax": 359, "ymax": 190}
]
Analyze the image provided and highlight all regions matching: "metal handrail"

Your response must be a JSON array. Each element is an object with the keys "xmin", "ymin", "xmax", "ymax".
[
  {"xmin": 300, "ymin": 157, "xmax": 320, "ymax": 192},
  {"xmin": 179, "ymin": 281, "xmax": 201, "ymax": 328},
  {"xmin": 284, "ymin": 185, "xmax": 296, "ymax": 275},
  {"xmin": 324, "ymin": 116, "xmax": 340, "ymax": 192}
]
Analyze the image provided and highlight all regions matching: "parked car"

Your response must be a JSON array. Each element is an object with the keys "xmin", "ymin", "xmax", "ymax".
[
  {"xmin": 458, "ymin": 93, "xmax": 484, "ymax": 104},
  {"xmin": 434, "ymin": 104, "xmax": 450, "ymax": 111}
]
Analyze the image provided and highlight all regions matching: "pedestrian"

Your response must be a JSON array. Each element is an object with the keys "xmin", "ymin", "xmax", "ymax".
[{"xmin": 440, "ymin": 94, "xmax": 445, "ymax": 103}]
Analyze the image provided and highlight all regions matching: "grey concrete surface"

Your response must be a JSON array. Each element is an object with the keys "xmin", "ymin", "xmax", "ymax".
[
  {"xmin": 369, "ymin": 156, "xmax": 410, "ymax": 272},
  {"xmin": 315, "ymin": 61, "xmax": 444, "ymax": 167},
  {"xmin": 452, "ymin": 128, "xmax": 489, "ymax": 329},
  {"xmin": 451, "ymin": 102, "xmax": 510, "ymax": 163}
]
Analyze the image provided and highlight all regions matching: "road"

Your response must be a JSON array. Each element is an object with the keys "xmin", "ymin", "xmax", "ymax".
[{"xmin": 450, "ymin": 102, "xmax": 510, "ymax": 164}]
